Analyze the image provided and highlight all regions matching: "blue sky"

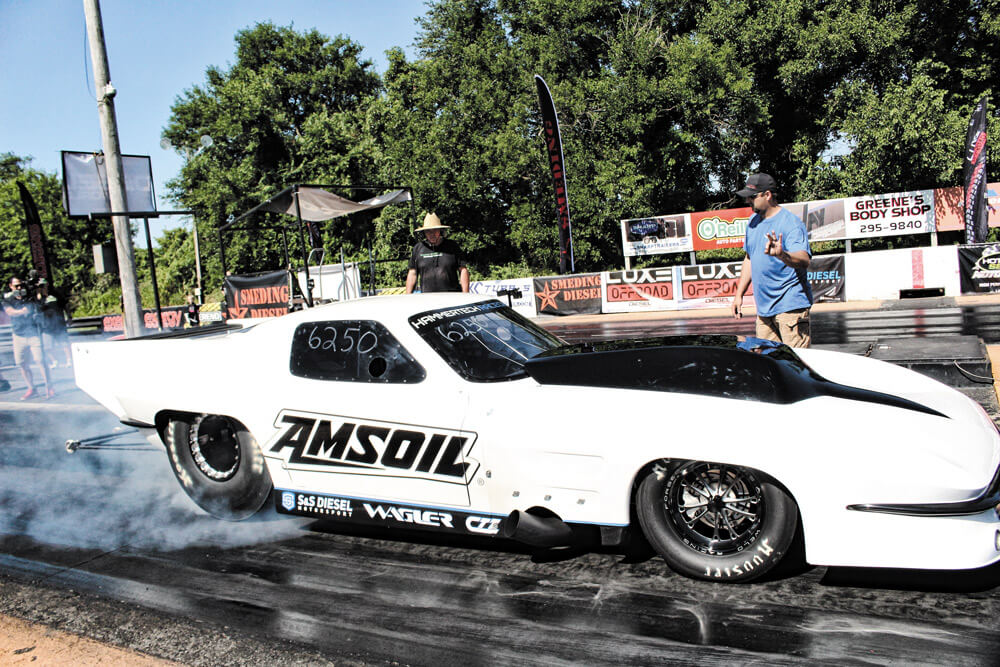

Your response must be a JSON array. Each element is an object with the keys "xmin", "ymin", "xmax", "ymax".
[{"xmin": 0, "ymin": 0, "xmax": 425, "ymax": 238}]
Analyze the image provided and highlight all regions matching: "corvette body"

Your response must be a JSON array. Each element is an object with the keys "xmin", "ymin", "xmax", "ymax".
[{"xmin": 72, "ymin": 294, "xmax": 1000, "ymax": 581}]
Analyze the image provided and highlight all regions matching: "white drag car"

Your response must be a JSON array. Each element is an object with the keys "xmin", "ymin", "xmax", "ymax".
[{"xmin": 73, "ymin": 294, "xmax": 1000, "ymax": 582}]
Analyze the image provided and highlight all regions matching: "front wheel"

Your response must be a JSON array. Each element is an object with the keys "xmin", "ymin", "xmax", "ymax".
[
  {"xmin": 636, "ymin": 460, "xmax": 797, "ymax": 582},
  {"xmin": 164, "ymin": 414, "xmax": 272, "ymax": 520}
]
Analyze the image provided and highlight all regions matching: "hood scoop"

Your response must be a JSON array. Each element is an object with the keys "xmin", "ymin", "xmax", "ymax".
[{"xmin": 523, "ymin": 335, "xmax": 945, "ymax": 417}]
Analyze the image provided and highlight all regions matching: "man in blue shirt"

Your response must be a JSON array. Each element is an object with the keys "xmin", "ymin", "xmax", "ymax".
[{"xmin": 730, "ymin": 173, "xmax": 813, "ymax": 347}]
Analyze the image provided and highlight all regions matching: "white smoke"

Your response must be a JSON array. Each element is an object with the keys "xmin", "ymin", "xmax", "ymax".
[{"xmin": 0, "ymin": 407, "xmax": 309, "ymax": 552}]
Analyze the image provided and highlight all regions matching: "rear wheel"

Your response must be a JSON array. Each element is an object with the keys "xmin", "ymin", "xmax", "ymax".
[
  {"xmin": 164, "ymin": 414, "xmax": 272, "ymax": 520},
  {"xmin": 636, "ymin": 460, "xmax": 797, "ymax": 582}
]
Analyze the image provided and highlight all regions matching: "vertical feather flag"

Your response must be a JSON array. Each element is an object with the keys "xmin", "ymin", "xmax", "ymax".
[
  {"xmin": 963, "ymin": 96, "xmax": 989, "ymax": 244},
  {"xmin": 534, "ymin": 75, "xmax": 575, "ymax": 274},
  {"xmin": 17, "ymin": 181, "xmax": 55, "ymax": 290}
]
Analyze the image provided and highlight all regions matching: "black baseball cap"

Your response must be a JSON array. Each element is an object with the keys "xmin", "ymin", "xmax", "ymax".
[{"xmin": 735, "ymin": 173, "xmax": 777, "ymax": 198}]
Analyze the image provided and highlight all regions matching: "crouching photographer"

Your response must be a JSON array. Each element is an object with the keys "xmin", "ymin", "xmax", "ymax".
[{"xmin": 3, "ymin": 275, "xmax": 52, "ymax": 400}]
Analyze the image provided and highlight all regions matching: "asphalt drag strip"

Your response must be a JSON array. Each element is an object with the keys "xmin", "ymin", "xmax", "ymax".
[{"xmin": 2, "ymin": 404, "xmax": 1000, "ymax": 665}]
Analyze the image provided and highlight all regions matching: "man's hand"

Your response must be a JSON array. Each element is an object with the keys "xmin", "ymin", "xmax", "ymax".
[
  {"xmin": 765, "ymin": 231, "xmax": 783, "ymax": 256},
  {"xmin": 731, "ymin": 294, "xmax": 743, "ymax": 319}
]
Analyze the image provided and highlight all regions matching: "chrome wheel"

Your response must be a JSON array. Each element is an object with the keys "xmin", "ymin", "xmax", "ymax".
[
  {"xmin": 664, "ymin": 461, "xmax": 763, "ymax": 556},
  {"xmin": 189, "ymin": 414, "xmax": 241, "ymax": 481}
]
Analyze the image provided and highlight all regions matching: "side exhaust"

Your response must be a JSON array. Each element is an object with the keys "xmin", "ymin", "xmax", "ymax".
[{"xmin": 499, "ymin": 510, "xmax": 574, "ymax": 547}]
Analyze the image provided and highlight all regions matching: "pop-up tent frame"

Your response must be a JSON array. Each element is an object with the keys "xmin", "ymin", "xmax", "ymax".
[{"xmin": 218, "ymin": 183, "xmax": 413, "ymax": 306}]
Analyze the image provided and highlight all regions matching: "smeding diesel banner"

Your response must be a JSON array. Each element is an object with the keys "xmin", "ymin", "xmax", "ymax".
[
  {"xmin": 533, "ymin": 273, "xmax": 601, "ymax": 315},
  {"xmin": 225, "ymin": 270, "xmax": 291, "ymax": 319},
  {"xmin": 959, "ymin": 244, "xmax": 1000, "ymax": 293}
]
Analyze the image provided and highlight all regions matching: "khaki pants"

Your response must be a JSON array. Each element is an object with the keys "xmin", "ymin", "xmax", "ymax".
[
  {"xmin": 756, "ymin": 308, "xmax": 811, "ymax": 348},
  {"xmin": 13, "ymin": 334, "xmax": 44, "ymax": 365}
]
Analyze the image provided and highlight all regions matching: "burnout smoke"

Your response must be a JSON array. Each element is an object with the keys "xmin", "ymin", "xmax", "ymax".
[{"xmin": 0, "ymin": 408, "xmax": 308, "ymax": 551}]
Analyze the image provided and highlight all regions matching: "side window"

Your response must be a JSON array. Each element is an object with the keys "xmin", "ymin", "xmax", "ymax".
[{"xmin": 290, "ymin": 320, "xmax": 425, "ymax": 383}]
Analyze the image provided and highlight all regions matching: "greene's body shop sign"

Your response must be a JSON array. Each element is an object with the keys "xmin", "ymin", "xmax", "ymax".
[{"xmin": 844, "ymin": 190, "xmax": 934, "ymax": 238}]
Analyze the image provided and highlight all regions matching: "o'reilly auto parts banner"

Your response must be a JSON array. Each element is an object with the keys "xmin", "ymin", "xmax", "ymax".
[
  {"xmin": 602, "ymin": 267, "xmax": 675, "ymax": 313},
  {"xmin": 691, "ymin": 208, "xmax": 752, "ymax": 251},
  {"xmin": 843, "ymin": 189, "xmax": 934, "ymax": 239},
  {"xmin": 620, "ymin": 214, "xmax": 692, "ymax": 257},
  {"xmin": 533, "ymin": 273, "xmax": 601, "ymax": 315},
  {"xmin": 959, "ymin": 245, "xmax": 1000, "ymax": 293},
  {"xmin": 808, "ymin": 254, "xmax": 846, "ymax": 302},
  {"xmin": 224, "ymin": 270, "xmax": 290, "ymax": 319}
]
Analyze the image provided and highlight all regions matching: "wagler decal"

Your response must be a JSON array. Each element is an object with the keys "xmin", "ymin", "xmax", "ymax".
[
  {"xmin": 267, "ymin": 411, "xmax": 480, "ymax": 484},
  {"xmin": 274, "ymin": 489, "xmax": 502, "ymax": 536}
]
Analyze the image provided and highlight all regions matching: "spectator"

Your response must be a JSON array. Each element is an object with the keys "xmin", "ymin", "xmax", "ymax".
[
  {"xmin": 731, "ymin": 173, "xmax": 813, "ymax": 348},
  {"xmin": 405, "ymin": 213, "xmax": 470, "ymax": 293},
  {"xmin": 184, "ymin": 294, "xmax": 200, "ymax": 328},
  {"xmin": 2, "ymin": 275, "xmax": 52, "ymax": 399},
  {"xmin": 37, "ymin": 283, "xmax": 72, "ymax": 368}
]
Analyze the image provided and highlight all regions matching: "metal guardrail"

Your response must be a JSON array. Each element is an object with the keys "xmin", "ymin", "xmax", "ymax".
[{"xmin": 0, "ymin": 324, "xmax": 12, "ymax": 369}]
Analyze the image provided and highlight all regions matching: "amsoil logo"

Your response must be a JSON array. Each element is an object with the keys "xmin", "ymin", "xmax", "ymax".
[{"xmin": 268, "ymin": 411, "xmax": 479, "ymax": 484}]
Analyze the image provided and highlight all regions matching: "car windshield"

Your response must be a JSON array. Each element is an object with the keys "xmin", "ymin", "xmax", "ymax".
[{"xmin": 410, "ymin": 300, "xmax": 564, "ymax": 381}]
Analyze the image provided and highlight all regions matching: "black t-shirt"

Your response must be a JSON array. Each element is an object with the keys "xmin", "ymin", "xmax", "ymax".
[
  {"xmin": 409, "ymin": 239, "xmax": 465, "ymax": 293},
  {"xmin": 2, "ymin": 296, "xmax": 40, "ymax": 337}
]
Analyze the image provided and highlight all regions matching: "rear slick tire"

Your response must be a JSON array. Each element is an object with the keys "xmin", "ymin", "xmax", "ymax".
[
  {"xmin": 636, "ymin": 460, "xmax": 798, "ymax": 582},
  {"xmin": 165, "ymin": 414, "xmax": 272, "ymax": 521}
]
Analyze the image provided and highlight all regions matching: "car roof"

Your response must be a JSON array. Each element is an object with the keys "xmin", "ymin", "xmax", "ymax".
[{"xmin": 278, "ymin": 293, "xmax": 500, "ymax": 326}]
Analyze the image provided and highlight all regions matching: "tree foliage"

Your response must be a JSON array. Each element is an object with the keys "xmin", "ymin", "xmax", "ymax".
[
  {"xmin": 141, "ymin": 2, "xmax": 1000, "ymax": 291},
  {"xmin": 162, "ymin": 22, "xmax": 383, "ymax": 288}
]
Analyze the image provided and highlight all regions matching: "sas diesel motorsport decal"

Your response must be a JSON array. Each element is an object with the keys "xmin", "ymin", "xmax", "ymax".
[
  {"xmin": 275, "ymin": 489, "xmax": 502, "ymax": 535},
  {"xmin": 267, "ymin": 410, "xmax": 480, "ymax": 484}
]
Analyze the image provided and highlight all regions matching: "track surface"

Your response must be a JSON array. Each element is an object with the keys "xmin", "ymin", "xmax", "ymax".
[{"xmin": 3, "ymin": 304, "xmax": 1000, "ymax": 665}]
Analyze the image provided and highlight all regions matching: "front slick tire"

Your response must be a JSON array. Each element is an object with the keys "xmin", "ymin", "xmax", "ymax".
[
  {"xmin": 637, "ymin": 460, "xmax": 797, "ymax": 582},
  {"xmin": 165, "ymin": 415, "xmax": 272, "ymax": 521}
]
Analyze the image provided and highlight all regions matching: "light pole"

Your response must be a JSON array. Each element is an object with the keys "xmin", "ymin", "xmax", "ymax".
[{"xmin": 161, "ymin": 135, "xmax": 212, "ymax": 303}]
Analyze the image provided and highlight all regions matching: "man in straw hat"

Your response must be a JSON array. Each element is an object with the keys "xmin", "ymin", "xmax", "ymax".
[{"xmin": 405, "ymin": 213, "xmax": 470, "ymax": 293}]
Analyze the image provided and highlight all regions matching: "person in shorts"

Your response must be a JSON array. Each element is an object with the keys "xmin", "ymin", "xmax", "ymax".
[
  {"xmin": 3, "ymin": 275, "xmax": 52, "ymax": 399},
  {"xmin": 730, "ymin": 173, "xmax": 813, "ymax": 348}
]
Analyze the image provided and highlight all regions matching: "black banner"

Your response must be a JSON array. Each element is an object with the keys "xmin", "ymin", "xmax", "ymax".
[
  {"xmin": 959, "ymin": 244, "xmax": 1000, "ymax": 293},
  {"xmin": 963, "ymin": 97, "xmax": 989, "ymax": 244},
  {"xmin": 535, "ymin": 75, "xmax": 575, "ymax": 274},
  {"xmin": 224, "ymin": 270, "xmax": 291, "ymax": 319},
  {"xmin": 17, "ymin": 182, "xmax": 53, "ymax": 289},
  {"xmin": 807, "ymin": 254, "xmax": 846, "ymax": 302},
  {"xmin": 533, "ymin": 273, "xmax": 601, "ymax": 316}
]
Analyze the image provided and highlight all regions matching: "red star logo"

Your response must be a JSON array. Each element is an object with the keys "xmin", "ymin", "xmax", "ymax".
[
  {"xmin": 227, "ymin": 290, "xmax": 248, "ymax": 318},
  {"xmin": 535, "ymin": 283, "xmax": 560, "ymax": 311}
]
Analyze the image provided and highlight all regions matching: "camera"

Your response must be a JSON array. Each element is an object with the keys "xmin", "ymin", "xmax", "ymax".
[{"xmin": 4, "ymin": 270, "xmax": 45, "ymax": 301}]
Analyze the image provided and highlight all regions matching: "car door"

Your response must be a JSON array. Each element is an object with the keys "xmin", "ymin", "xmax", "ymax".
[{"xmin": 263, "ymin": 318, "xmax": 477, "ymax": 508}]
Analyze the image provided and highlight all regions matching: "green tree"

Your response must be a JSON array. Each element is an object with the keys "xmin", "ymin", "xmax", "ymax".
[{"xmin": 163, "ymin": 22, "xmax": 383, "ymax": 292}]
